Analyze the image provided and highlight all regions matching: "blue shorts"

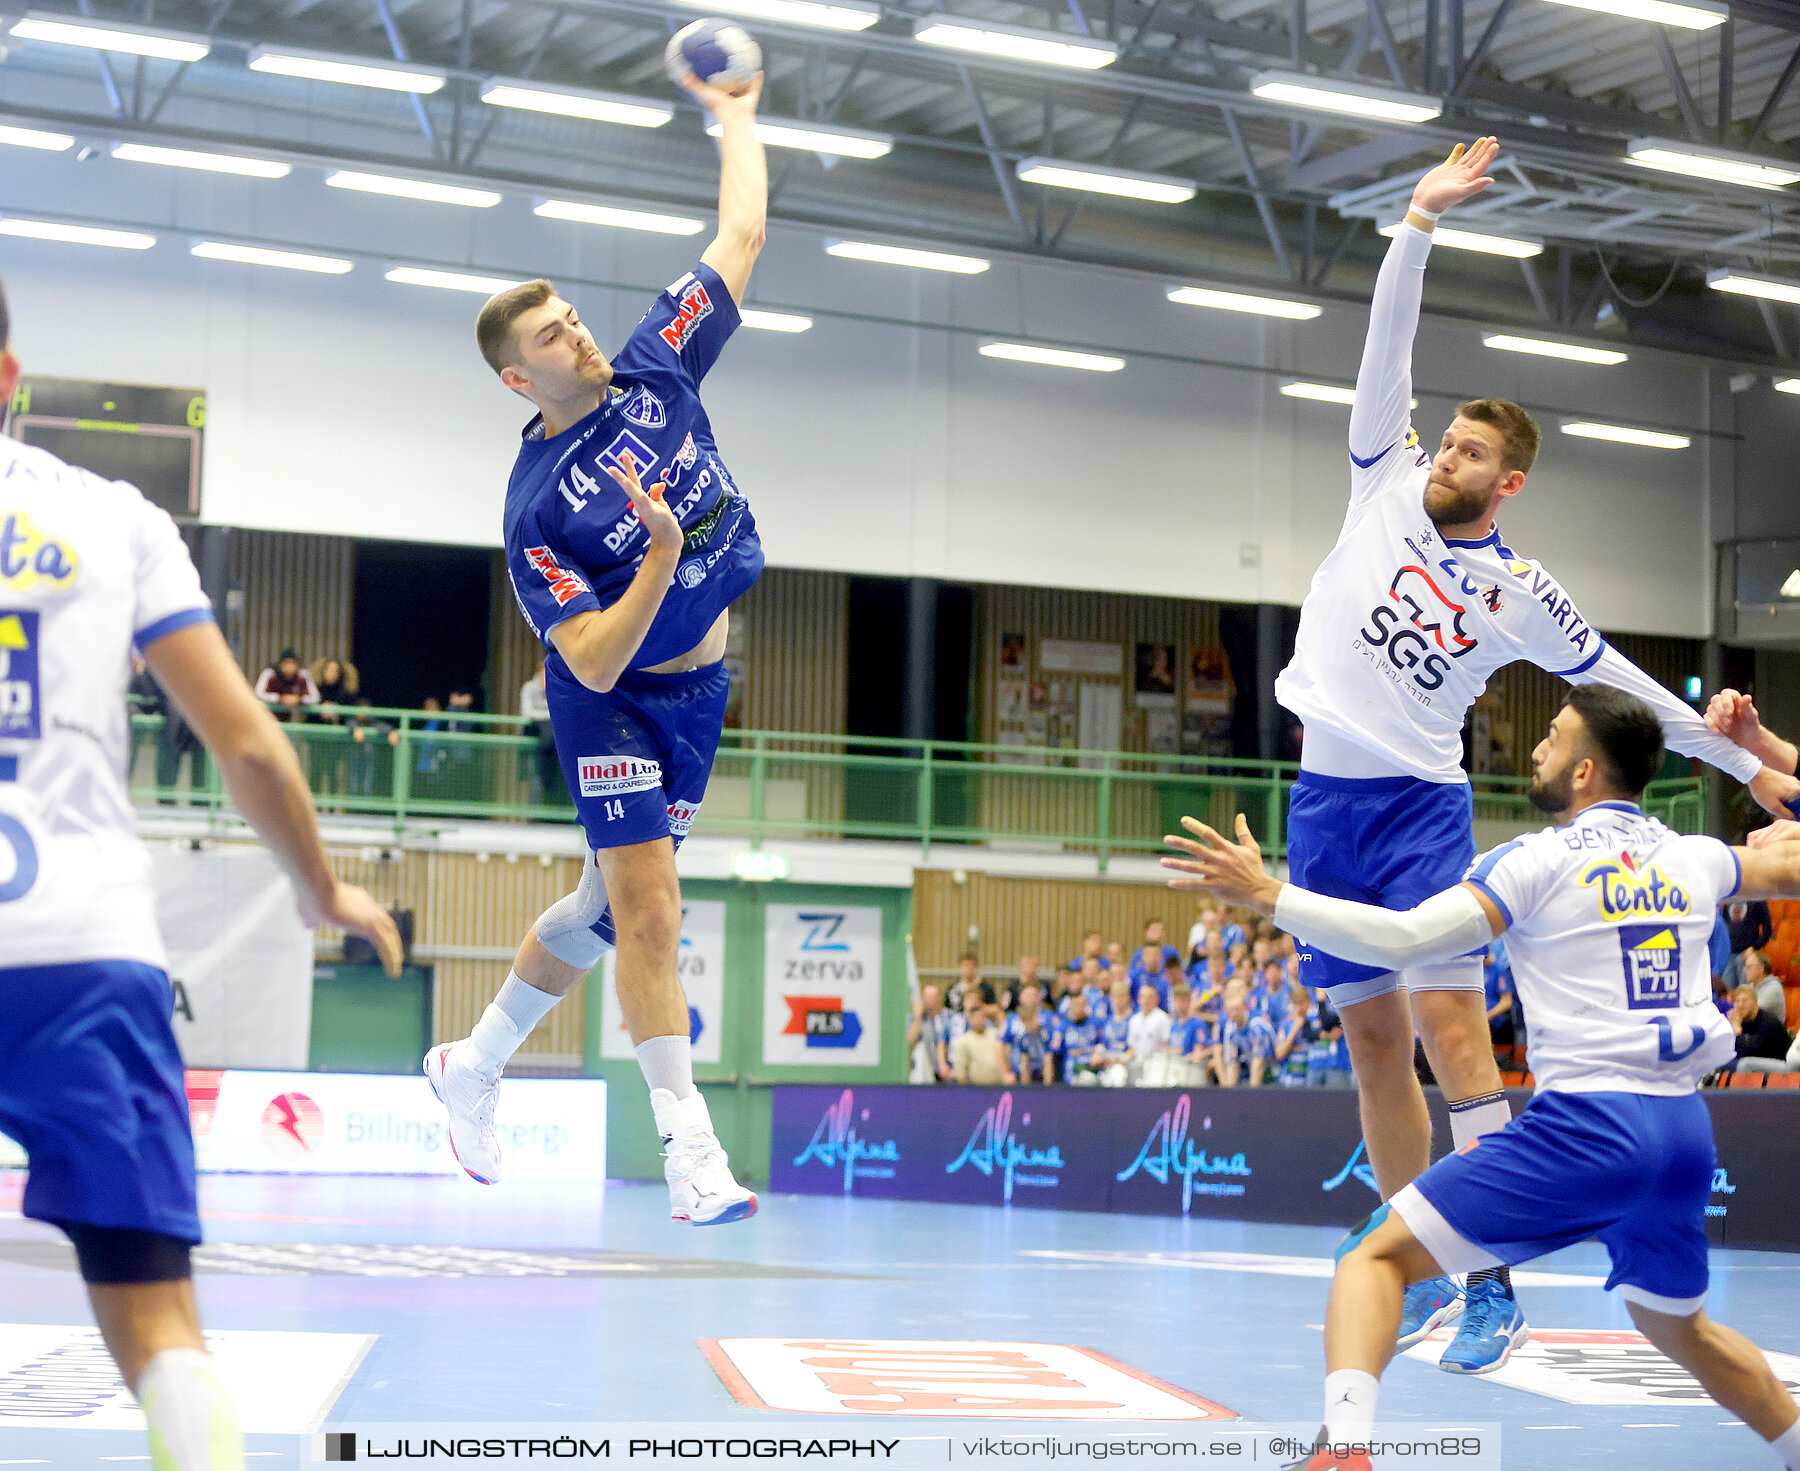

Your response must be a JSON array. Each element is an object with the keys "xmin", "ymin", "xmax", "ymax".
[
  {"xmin": 1395, "ymin": 1090, "xmax": 1715, "ymax": 1313},
  {"xmin": 548, "ymin": 660, "xmax": 729, "ymax": 852},
  {"xmin": 0, "ymin": 961, "xmax": 201, "ymax": 1243},
  {"xmin": 1286, "ymin": 771, "xmax": 1476, "ymax": 998}
]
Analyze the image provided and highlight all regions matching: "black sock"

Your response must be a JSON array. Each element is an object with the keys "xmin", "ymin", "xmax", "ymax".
[{"xmin": 1465, "ymin": 1265, "xmax": 1513, "ymax": 1295}]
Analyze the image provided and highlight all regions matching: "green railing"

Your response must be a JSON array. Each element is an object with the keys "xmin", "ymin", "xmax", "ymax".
[{"xmin": 128, "ymin": 708, "xmax": 1709, "ymax": 867}]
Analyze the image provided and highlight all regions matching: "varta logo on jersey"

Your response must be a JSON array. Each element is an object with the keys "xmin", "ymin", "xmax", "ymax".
[
  {"xmin": 659, "ymin": 277, "xmax": 713, "ymax": 354},
  {"xmin": 0, "ymin": 513, "xmax": 79, "ymax": 592},
  {"xmin": 523, "ymin": 546, "xmax": 590, "ymax": 607},
  {"xmin": 1578, "ymin": 852, "xmax": 1691, "ymax": 920},
  {"xmin": 1516, "ymin": 564, "xmax": 1595, "ymax": 654}
]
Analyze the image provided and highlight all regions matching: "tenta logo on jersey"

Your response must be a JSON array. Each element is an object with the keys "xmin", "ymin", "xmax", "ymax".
[
  {"xmin": 523, "ymin": 546, "xmax": 590, "ymax": 608},
  {"xmin": 0, "ymin": 611, "xmax": 41, "ymax": 741},
  {"xmin": 0, "ymin": 512, "xmax": 80, "ymax": 594},
  {"xmin": 1578, "ymin": 852, "xmax": 1691, "ymax": 920},
  {"xmin": 577, "ymin": 755, "xmax": 662, "ymax": 798},
  {"xmin": 659, "ymin": 275, "xmax": 714, "ymax": 354}
]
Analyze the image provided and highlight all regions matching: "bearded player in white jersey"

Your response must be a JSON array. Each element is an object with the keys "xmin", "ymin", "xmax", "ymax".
[
  {"xmin": 1170, "ymin": 684, "xmax": 1800, "ymax": 1471},
  {"xmin": 0, "ymin": 279, "xmax": 401, "ymax": 1471},
  {"xmin": 1271, "ymin": 135, "xmax": 1800, "ymax": 1374}
]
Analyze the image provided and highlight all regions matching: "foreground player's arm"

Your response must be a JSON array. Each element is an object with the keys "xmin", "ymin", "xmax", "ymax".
[
  {"xmin": 1724, "ymin": 841, "xmax": 1800, "ymax": 901},
  {"xmin": 1347, "ymin": 138, "xmax": 1497, "ymax": 470},
  {"xmin": 1571, "ymin": 647, "xmax": 1799, "ymax": 816},
  {"xmin": 683, "ymin": 71, "xmax": 766, "ymax": 306},
  {"xmin": 144, "ymin": 623, "xmax": 403, "ymax": 976},
  {"xmin": 1163, "ymin": 814, "xmax": 1503, "ymax": 971},
  {"xmin": 1706, "ymin": 689, "xmax": 1800, "ymax": 777},
  {"xmin": 548, "ymin": 454, "xmax": 685, "ymax": 693}
]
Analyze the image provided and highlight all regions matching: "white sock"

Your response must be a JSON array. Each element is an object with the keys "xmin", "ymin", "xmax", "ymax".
[
  {"xmin": 135, "ymin": 1347, "xmax": 243, "ymax": 1471},
  {"xmin": 1772, "ymin": 1413, "xmax": 1800, "ymax": 1470},
  {"xmin": 1323, "ymin": 1367, "xmax": 1380, "ymax": 1443},
  {"xmin": 636, "ymin": 1034, "xmax": 696, "ymax": 1101},
  {"xmin": 465, "ymin": 971, "xmax": 562, "ymax": 1071},
  {"xmin": 1448, "ymin": 1089, "xmax": 1511, "ymax": 1151}
]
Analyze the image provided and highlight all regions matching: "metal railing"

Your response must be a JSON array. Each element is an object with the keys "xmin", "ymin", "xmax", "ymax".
[{"xmin": 128, "ymin": 707, "xmax": 1710, "ymax": 866}]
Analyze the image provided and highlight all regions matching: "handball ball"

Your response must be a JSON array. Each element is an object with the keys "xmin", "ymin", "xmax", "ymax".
[{"xmin": 665, "ymin": 19, "xmax": 762, "ymax": 91}]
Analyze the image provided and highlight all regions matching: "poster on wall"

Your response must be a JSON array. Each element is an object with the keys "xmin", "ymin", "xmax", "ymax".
[
  {"xmin": 762, "ymin": 903, "xmax": 883, "ymax": 1067},
  {"xmin": 1041, "ymin": 639, "xmax": 1122, "ymax": 676},
  {"xmin": 601, "ymin": 899, "xmax": 726, "ymax": 1064},
  {"xmin": 1182, "ymin": 645, "xmax": 1236, "ymax": 757},
  {"xmin": 999, "ymin": 632, "xmax": 1027, "ymax": 670},
  {"xmin": 1134, "ymin": 643, "xmax": 1176, "ymax": 709},
  {"xmin": 155, "ymin": 846, "xmax": 313, "ymax": 1070}
]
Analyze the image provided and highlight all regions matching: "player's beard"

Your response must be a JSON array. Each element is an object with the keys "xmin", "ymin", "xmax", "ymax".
[
  {"xmin": 1424, "ymin": 475, "xmax": 1492, "ymax": 528},
  {"xmin": 1527, "ymin": 759, "xmax": 1577, "ymax": 816}
]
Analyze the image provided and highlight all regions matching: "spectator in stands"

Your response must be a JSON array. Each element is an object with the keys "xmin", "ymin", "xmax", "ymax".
[
  {"xmin": 519, "ymin": 661, "xmax": 567, "ymax": 807},
  {"xmin": 1740, "ymin": 1032, "xmax": 1800, "ymax": 1078},
  {"xmin": 1159, "ymin": 956, "xmax": 1185, "ymax": 1012},
  {"xmin": 1185, "ymin": 904, "xmax": 1220, "ymax": 965},
  {"xmin": 1128, "ymin": 920, "xmax": 1180, "ymax": 990},
  {"xmin": 1711, "ymin": 906, "xmax": 1734, "ymax": 1008},
  {"xmin": 1485, "ymin": 939, "xmax": 1516, "ymax": 1049},
  {"xmin": 1219, "ymin": 911, "xmax": 1247, "ymax": 955},
  {"xmin": 1168, "ymin": 984, "xmax": 1211, "ymax": 1082},
  {"xmin": 1004, "ymin": 990, "xmax": 1056, "ymax": 1086},
  {"xmin": 1215, "ymin": 978, "xmax": 1276, "ymax": 1088},
  {"xmin": 908, "ymin": 984, "xmax": 953, "ymax": 1084},
  {"xmin": 1273, "ymin": 980, "xmax": 1319, "ymax": 1087},
  {"xmin": 1126, "ymin": 983, "xmax": 1171, "ymax": 1075},
  {"xmin": 254, "ymin": 649, "xmax": 318, "ymax": 721},
  {"xmin": 1057, "ymin": 990, "xmax": 1101, "ymax": 1085},
  {"xmin": 943, "ymin": 977, "xmax": 989, "ymax": 1057},
  {"xmin": 950, "ymin": 1004, "xmax": 1013, "ymax": 1087},
  {"xmin": 1077, "ymin": 956, "xmax": 1109, "ymax": 1017},
  {"xmin": 127, "ymin": 655, "xmax": 207, "ymax": 802},
  {"xmin": 309, "ymin": 656, "xmax": 359, "ymax": 718},
  {"xmin": 1193, "ymin": 950, "xmax": 1228, "ymax": 1001},
  {"xmin": 1104, "ymin": 940, "xmax": 1128, "ymax": 974},
  {"xmin": 1068, "ymin": 930, "xmax": 1105, "ymax": 973},
  {"xmin": 1226, "ymin": 941, "xmax": 1251, "ymax": 980},
  {"xmin": 947, "ymin": 951, "xmax": 982, "ymax": 1011},
  {"xmin": 1250, "ymin": 959, "xmax": 1290, "ymax": 1023},
  {"xmin": 1745, "ymin": 950, "xmax": 1787, "ymax": 1041},
  {"xmin": 1725, "ymin": 894, "xmax": 1774, "ymax": 994},
  {"xmin": 1730, "ymin": 984, "xmax": 1791, "ymax": 1067},
  {"xmin": 346, "ymin": 699, "xmax": 400, "ymax": 798},
  {"xmin": 1091, "ymin": 979, "xmax": 1136, "ymax": 1085},
  {"xmin": 1050, "ymin": 967, "xmax": 1079, "ymax": 1018},
  {"xmin": 1015, "ymin": 954, "xmax": 1042, "ymax": 1000}
]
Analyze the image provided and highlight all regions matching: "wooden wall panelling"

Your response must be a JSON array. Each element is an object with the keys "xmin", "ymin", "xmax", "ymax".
[{"xmin": 228, "ymin": 530, "xmax": 355, "ymax": 681}]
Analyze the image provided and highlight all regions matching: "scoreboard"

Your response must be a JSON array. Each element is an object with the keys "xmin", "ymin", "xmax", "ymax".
[{"xmin": 8, "ymin": 377, "xmax": 205, "ymax": 520}]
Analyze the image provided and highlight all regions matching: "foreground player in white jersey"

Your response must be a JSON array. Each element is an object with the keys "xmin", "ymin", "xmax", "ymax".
[
  {"xmin": 1273, "ymin": 136, "xmax": 1800, "ymax": 1370},
  {"xmin": 0, "ymin": 283, "xmax": 401, "ymax": 1469},
  {"xmin": 1168, "ymin": 685, "xmax": 1800, "ymax": 1471}
]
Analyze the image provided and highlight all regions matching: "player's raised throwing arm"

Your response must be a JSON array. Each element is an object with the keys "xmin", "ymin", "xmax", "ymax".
[
  {"xmin": 1348, "ymin": 138, "xmax": 1497, "ymax": 470},
  {"xmin": 683, "ymin": 70, "xmax": 766, "ymax": 306}
]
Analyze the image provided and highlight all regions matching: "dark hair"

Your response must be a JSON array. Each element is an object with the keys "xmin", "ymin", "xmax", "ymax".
[
  {"xmin": 1563, "ymin": 684, "xmax": 1665, "ymax": 798},
  {"xmin": 1457, "ymin": 397, "xmax": 1541, "ymax": 475},
  {"xmin": 476, "ymin": 278, "xmax": 556, "ymax": 375},
  {"xmin": 0, "ymin": 275, "xmax": 9, "ymax": 350}
]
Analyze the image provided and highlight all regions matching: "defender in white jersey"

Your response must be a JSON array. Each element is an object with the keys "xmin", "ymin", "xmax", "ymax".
[
  {"xmin": 1169, "ymin": 685, "xmax": 1800, "ymax": 1471},
  {"xmin": 1271, "ymin": 138, "xmax": 1800, "ymax": 1370},
  {"xmin": 0, "ymin": 283, "xmax": 400, "ymax": 1471}
]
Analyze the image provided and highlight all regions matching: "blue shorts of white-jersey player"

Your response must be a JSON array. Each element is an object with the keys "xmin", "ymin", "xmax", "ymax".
[{"xmin": 424, "ymin": 64, "xmax": 772, "ymax": 1229}]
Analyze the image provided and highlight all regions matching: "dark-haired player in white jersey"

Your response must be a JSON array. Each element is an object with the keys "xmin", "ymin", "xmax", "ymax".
[
  {"xmin": 1168, "ymin": 685, "xmax": 1800, "ymax": 1471},
  {"xmin": 1271, "ymin": 136, "xmax": 1800, "ymax": 1373},
  {"xmin": 0, "ymin": 279, "xmax": 401, "ymax": 1471},
  {"xmin": 425, "ymin": 67, "xmax": 767, "ymax": 1224}
]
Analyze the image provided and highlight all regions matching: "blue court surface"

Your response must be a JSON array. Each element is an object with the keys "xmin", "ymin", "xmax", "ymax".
[{"xmin": 2, "ymin": 1170, "xmax": 1797, "ymax": 1469}]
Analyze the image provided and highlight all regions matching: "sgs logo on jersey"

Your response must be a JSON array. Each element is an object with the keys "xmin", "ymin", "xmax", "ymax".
[{"xmin": 1353, "ymin": 563, "xmax": 1478, "ymax": 695}]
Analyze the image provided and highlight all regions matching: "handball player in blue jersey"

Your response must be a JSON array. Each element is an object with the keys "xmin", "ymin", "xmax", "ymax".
[{"xmin": 425, "ymin": 66, "xmax": 768, "ymax": 1225}]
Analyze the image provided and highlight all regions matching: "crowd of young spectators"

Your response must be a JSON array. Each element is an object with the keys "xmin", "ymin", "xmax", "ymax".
[
  {"xmin": 909, "ymin": 909, "xmax": 1377, "ymax": 1090},
  {"xmin": 1709, "ymin": 896, "xmax": 1800, "ymax": 1079}
]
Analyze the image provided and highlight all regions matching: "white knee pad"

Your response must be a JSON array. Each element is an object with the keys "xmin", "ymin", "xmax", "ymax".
[{"xmin": 535, "ymin": 846, "xmax": 614, "ymax": 970}]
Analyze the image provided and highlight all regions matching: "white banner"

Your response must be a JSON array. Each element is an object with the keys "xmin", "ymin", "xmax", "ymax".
[
  {"xmin": 153, "ymin": 845, "xmax": 313, "ymax": 1070},
  {"xmin": 600, "ymin": 898, "xmax": 727, "ymax": 1064},
  {"xmin": 197, "ymin": 1071, "xmax": 607, "ymax": 1181},
  {"xmin": 761, "ymin": 903, "xmax": 883, "ymax": 1067}
]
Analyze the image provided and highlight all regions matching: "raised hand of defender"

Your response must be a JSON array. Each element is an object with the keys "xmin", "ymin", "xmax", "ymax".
[
  {"xmin": 1411, "ymin": 136, "xmax": 1499, "ymax": 218},
  {"xmin": 677, "ymin": 68, "xmax": 764, "ymax": 118},
  {"xmin": 606, "ymin": 451, "xmax": 684, "ymax": 558},
  {"xmin": 1161, "ymin": 814, "xmax": 1283, "ymax": 914}
]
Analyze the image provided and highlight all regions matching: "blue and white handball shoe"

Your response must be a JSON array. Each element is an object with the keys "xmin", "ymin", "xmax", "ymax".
[
  {"xmin": 1396, "ymin": 1276, "xmax": 1464, "ymax": 1350},
  {"xmin": 1438, "ymin": 1278, "xmax": 1529, "ymax": 1374}
]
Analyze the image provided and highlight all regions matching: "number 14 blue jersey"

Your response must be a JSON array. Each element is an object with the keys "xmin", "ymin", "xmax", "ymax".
[{"xmin": 503, "ymin": 263, "xmax": 764, "ymax": 672}]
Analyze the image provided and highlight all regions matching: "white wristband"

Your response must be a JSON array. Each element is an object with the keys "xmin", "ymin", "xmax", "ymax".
[{"xmin": 1408, "ymin": 205, "xmax": 1442, "ymax": 222}]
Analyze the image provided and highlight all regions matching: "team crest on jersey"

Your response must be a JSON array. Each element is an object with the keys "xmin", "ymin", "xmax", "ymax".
[
  {"xmin": 1578, "ymin": 852, "xmax": 1690, "ymax": 920},
  {"xmin": 659, "ymin": 276, "xmax": 714, "ymax": 354},
  {"xmin": 1617, "ymin": 923, "xmax": 1682, "ymax": 1009},
  {"xmin": 0, "ymin": 610, "xmax": 40, "ymax": 741},
  {"xmin": 1483, "ymin": 584, "xmax": 1504, "ymax": 613},
  {"xmin": 523, "ymin": 546, "xmax": 590, "ymax": 608},
  {"xmin": 0, "ymin": 513, "xmax": 79, "ymax": 594},
  {"xmin": 621, "ymin": 387, "xmax": 666, "ymax": 430}
]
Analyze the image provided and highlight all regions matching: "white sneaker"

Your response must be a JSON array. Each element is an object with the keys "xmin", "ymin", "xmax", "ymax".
[
  {"xmin": 424, "ymin": 1042, "xmax": 503, "ymax": 1185},
  {"xmin": 651, "ymin": 1088, "xmax": 758, "ymax": 1225}
]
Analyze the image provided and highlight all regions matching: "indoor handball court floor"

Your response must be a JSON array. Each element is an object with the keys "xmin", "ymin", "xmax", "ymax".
[{"xmin": 2, "ymin": 1170, "xmax": 1797, "ymax": 1469}]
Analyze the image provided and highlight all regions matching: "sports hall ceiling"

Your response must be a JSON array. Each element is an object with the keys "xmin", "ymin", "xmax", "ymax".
[{"xmin": 6, "ymin": 0, "xmax": 1800, "ymax": 364}]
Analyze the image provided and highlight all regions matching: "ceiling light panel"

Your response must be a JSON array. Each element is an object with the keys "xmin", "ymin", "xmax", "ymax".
[
  {"xmin": 9, "ymin": 13, "xmax": 209, "ymax": 61},
  {"xmin": 1167, "ymin": 286, "xmax": 1322, "ymax": 319},
  {"xmin": 913, "ymin": 16, "xmax": 1117, "ymax": 69},
  {"xmin": 1015, "ymin": 158, "xmax": 1196, "ymax": 203},
  {"xmin": 248, "ymin": 46, "xmax": 446, "ymax": 93}
]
